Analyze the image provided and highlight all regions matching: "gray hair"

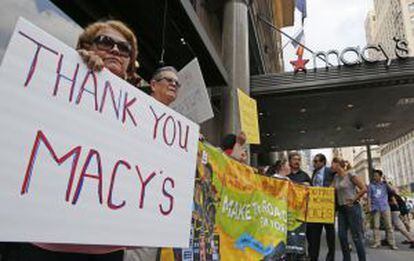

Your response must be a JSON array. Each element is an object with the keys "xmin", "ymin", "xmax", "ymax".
[{"xmin": 151, "ymin": 66, "xmax": 178, "ymax": 80}]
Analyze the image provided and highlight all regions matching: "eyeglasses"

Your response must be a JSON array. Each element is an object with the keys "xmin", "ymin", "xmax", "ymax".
[
  {"xmin": 156, "ymin": 76, "xmax": 181, "ymax": 88},
  {"xmin": 92, "ymin": 35, "xmax": 132, "ymax": 58}
]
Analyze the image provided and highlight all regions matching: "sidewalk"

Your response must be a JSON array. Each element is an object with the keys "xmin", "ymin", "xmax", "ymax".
[{"xmin": 318, "ymin": 219, "xmax": 414, "ymax": 261}]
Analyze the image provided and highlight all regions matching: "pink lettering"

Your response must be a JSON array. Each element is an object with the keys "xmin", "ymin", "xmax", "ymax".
[
  {"xmin": 72, "ymin": 149, "xmax": 103, "ymax": 204},
  {"xmin": 122, "ymin": 92, "xmax": 138, "ymax": 127},
  {"xmin": 21, "ymin": 130, "xmax": 81, "ymax": 202},
  {"xmin": 75, "ymin": 70, "xmax": 99, "ymax": 111},
  {"xmin": 107, "ymin": 160, "xmax": 131, "ymax": 210},
  {"xmin": 159, "ymin": 177, "xmax": 175, "ymax": 215},
  {"xmin": 135, "ymin": 165, "xmax": 156, "ymax": 209},
  {"xmin": 53, "ymin": 54, "xmax": 79, "ymax": 102}
]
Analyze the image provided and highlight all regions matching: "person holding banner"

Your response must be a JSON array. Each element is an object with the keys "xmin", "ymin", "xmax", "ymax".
[
  {"xmin": 287, "ymin": 152, "xmax": 311, "ymax": 185},
  {"xmin": 4, "ymin": 19, "xmax": 142, "ymax": 261},
  {"xmin": 307, "ymin": 154, "xmax": 335, "ymax": 261},
  {"xmin": 220, "ymin": 132, "xmax": 248, "ymax": 164},
  {"xmin": 331, "ymin": 158, "xmax": 367, "ymax": 261}
]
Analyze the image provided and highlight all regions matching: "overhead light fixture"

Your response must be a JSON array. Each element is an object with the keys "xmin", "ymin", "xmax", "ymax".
[
  {"xmin": 265, "ymin": 133, "xmax": 271, "ymax": 137},
  {"xmin": 376, "ymin": 122, "xmax": 391, "ymax": 128},
  {"xmin": 259, "ymin": 112, "xmax": 264, "ymax": 116},
  {"xmin": 396, "ymin": 97, "xmax": 414, "ymax": 106},
  {"xmin": 336, "ymin": 126, "xmax": 342, "ymax": 131},
  {"xmin": 300, "ymin": 108, "xmax": 307, "ymax": 113},
  {"xmin": 347, "ymin": 104, "xmax": 354, "ymax": 109},
  {"xmin": 300, "ymin": 130, "xmax": 306, "ymax": 134},
  {"xmin": 361, "ymin": 138, "xmax": 375, "ymax": 143}
]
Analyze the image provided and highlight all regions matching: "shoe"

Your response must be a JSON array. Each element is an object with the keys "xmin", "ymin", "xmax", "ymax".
[
  {"xmin": 401, "ymin": 240, "xmax": 410, "ymax": 244},
  {"xmin": 380, "ymin": 239, "xmax": 389, "ymax": 246},
  {"xmin": 390, "ymin": 245, "xmax": 398, "ymax": 250},
  {"xmin": 371, "ymin": 243, "xmax": 380, "ymax": 248},
  {"xmin": 410, "ymin": 243, "xmax": 414, "ymax": 249}
]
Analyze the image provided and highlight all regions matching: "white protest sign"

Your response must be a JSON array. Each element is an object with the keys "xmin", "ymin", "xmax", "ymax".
[
  {"xmin": 170, "ymin": 58, "xmax": 214, "ymax": 124},
  {"xmin": 0, "ymin": 17, "xmax": 199, "ymax": 248}
]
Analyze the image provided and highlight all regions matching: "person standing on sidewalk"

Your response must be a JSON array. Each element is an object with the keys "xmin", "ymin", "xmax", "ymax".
[
  {"xmin": 367, "ymin": 169, "xmax": 398, "ymax": 250},
  {"xmin": 307, "ymin": 154, "xmax": 336, "ymax": 261},
  {"xmin": 388, "ymin": 187, "xmax": 414, "ymax": 248},
  {"xmin": 331, "ymin": 157, "xmax": 367, "ymax": 261}
]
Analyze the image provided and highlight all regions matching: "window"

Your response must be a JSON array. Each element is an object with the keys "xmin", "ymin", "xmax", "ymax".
[{"xmin": 409, "ymin": 3, "xmax": 414, "ymax": 12}]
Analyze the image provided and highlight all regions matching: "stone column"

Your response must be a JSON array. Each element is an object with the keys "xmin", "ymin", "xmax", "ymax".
[{"xmin": 222, "ymin": 0, "xmax": 250, "ymax": 135}]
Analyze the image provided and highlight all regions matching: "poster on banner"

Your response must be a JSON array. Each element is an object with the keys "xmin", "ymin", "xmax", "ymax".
[
  {"xmin": 0, "ymin": 17, "xmax": 199, "ymax": 247},
  {"xmin": 170, "ymin": 58, "xmax": 214, "ymax": 124},
  {"xmin": 237, "ymin": 89, "xmax": 260, "ymax": 144},
  {"xmin": 212, "ymin": 145, "xmax": 288, "ymax": 260},
  {"xmin": 307, "ymin": 187, "xmax": 335, "ymax": 223}
]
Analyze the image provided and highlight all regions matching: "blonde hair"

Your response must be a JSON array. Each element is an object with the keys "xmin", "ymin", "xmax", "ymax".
[
  {"xmin": 77, "ymin": 20, "xmax": 139, "ymax": 85},
  {"xmin": 332, "ymin": 157, "xmax": 352, "ymax": 171}
]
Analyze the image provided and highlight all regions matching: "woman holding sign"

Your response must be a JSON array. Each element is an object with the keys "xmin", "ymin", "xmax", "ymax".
[
  {"xmin": 77, "ymin": 20, "xmax": 140, "ymax": 86},
  {"xmin": 7, "ymin": 19, "xmax": 140, "ymax": 261},
  {"xmin": 331, "ymin": 157, "xmax": 367, "ymax": 261}
]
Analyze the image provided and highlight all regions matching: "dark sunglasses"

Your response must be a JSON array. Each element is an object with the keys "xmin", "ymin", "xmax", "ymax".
[
  {"xmin": 92, "ymin": 35, "xmax": 132, "ymax": 58},
  {"xmin": 156, "ymin": 76, "xmax": 181, "ymax": 88}
]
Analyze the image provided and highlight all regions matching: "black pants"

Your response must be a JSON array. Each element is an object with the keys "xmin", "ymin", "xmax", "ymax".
[
  {"xmin": 0, "ymin": 243, "xmax": 123, "ymax": 261},
  {"xmin": 306, "ymin": 223, "xmax": 335, "ymax": 261}
]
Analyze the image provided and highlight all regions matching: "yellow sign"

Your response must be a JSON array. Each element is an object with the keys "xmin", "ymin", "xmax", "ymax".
[
  {"xmin": 307, "ymin": 187, "xmax": 335, "ymax": 223},
  {"xmin": 237, "ymin": 89, "xmax": 260, "ymax": 144}
]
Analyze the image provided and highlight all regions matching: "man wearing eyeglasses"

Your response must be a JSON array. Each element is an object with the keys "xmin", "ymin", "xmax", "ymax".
[
  {"xmin": 149, "ymin": 66, "xmax": 181, "ymax": 106},
  {"xmin": 124, "ymin": 66, "xmax": 181, "ymax": 261},
  {"xmin": 307, "ymin": 153, "xmax": 335, "ymax": 261}
]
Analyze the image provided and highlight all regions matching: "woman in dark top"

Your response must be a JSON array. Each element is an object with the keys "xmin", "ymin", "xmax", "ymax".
[{"xmin": 388, "ymin": 188, "xmax": 414, "ymax": 248}]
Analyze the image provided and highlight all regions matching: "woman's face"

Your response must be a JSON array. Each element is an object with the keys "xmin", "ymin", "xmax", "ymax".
[
  {"xmin": 331, "ymin": 161, "xmax": 339, "ymax": 172},
  {"xmin": 91, "ymin": 27, "xmax": 131, "ymax": 78}
]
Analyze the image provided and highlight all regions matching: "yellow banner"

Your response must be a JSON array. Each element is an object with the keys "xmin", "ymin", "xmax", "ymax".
[
  {"xmin": 237, "ymin": 89, "xmax": 260, "ymax": 144},
  {"xmin": 307, "ymin": 187, "xmax": 335, "ymax": 223}
]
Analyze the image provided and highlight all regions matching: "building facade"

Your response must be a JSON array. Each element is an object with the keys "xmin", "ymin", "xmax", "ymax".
[
  {"xmin": 380, "ymin": 130, "xmax": 414, "ymax": 191},
  {"xmin": 366, "ymin": 0, "xmax": 414, "ymax": 59}
]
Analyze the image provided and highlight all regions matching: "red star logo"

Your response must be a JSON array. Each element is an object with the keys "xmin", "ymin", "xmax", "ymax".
[{"xmin": 290, "ymin": 49, "xmax": 309, "ymax": 73}]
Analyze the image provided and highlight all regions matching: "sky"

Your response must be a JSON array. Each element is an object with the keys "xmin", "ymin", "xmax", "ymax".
[
  {"xmin": 282, "ymin": 0, "xmax": 374, "ymax": 71},
  {"xmin": 282, "ymin": 0, "xmax": 374, "ymax": 159}
]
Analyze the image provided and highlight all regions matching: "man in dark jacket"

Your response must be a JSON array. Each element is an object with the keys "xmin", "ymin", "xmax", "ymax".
[{"xmin": 307, "ymin": 153, "xmax": 336, "ymax": 261}]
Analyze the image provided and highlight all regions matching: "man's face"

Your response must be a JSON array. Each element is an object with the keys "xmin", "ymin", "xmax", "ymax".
[
  {"xmin": 313, "ymin": 156, "xmax": 324, "ymax": 170},
  {"xmin": 150, "ymin": 71, "xmax": 180, "ymax": 106},
  {"xmin": 289, "ymin": 155, "xmax": 301, "ymax": 171}
]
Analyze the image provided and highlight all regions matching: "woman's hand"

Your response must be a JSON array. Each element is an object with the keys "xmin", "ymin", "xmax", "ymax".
[{"xmin": 78, "ymin": 49, "xmax": 104, "ymax": 71}]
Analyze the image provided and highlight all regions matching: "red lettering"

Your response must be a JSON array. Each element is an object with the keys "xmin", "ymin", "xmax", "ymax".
[
  {"xmin": 107, "ymin": 160, "xmax": 131, "ymax": 210},
  {"xmin": 53, "ymin": 54, "xmax": 79, "ymax": 102},
  {"xmin": 75, "ymin": 70, "xmax": 99, "ymax": 111},
  {"xmin": 99, "ymin": 81, "xmax": 122, "ymax": 119},
  {"xmin": 135, "ymin": 165, "xmax": 156, "ymax": 209},
  {"xmin": 21, "ymin": 130, "xmax": 81, "ymax": 202},
  {"xmin": 122, "ymin": 92, "xmax": 138, "ymax": 127},
  {"xmin": 177, "ymin": 120, "xmax": 189, "ymax": 152},
  {"xmin": 159, "ymin": 177, "xmax": 175, "ymax": 215},
  {"xmin": 72, "ymin": 149, "xmax": 103, "ymax": 204},
  {"xmin": 18, "ymin": 31, "xmax": 59, "ymax": 88},
  {"xmin": 162, "ymin": 116, "xmax": 176, "ymax": 146},
  {"xmin": 149, "ymin": 105, "xmax": 166, "ymax": 139}
]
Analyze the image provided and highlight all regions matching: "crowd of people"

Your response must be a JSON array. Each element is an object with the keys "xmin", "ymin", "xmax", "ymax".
[
  {"xmin": 260, "ymin": 152, "xmax": 414, "ymax": 261},
  {"xmin": 2, "ymin": 16, "xmax": 414, "ymax": 261}
]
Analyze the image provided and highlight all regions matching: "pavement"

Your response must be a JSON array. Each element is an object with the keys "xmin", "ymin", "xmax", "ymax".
[{"xmin": 317, "ymin": 219, "xmax": 414, "ymax": 261}]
